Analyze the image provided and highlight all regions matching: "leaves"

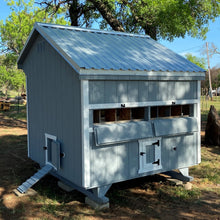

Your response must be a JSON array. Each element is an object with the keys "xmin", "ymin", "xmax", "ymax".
[
  {"xmin": 0, "ymin": 65, "xmax": 25, "ymax": 93},
  {"xmin": 0, "ymin": 0, "xmax": 69, "ymax": 57},
  {"xmin": 38, "ymin": 0, "xmax": 220, "ymax": 40},
  {"xmin": 185, "ymin": 53, "xmax": 206, "ymax": 70},
  {"xmin": 0, "ymin": 0, "xmax": 69, "ymax": 94}
]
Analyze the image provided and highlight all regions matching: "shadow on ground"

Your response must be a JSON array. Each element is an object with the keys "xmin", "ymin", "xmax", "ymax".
[{"xmin": 0, "ymin": 134, "xmax": 220, "ymax": 219}]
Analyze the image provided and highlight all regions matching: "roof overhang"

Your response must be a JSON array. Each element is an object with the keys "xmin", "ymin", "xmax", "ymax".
[{"xmin": 79, "ymin": 69, "xmax": 206, "ymax": 81}]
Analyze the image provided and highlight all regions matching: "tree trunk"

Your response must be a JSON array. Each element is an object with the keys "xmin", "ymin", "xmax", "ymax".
[
  {"xmin": 144, "ymin": 25, "xmax": 157, "ymax": 41},
  {"xmin": 69, "ymin": 0, "xmax": 79, "ymax": 26},
  {"xmin": 88, "ymin": 0, "xmax": 125, "ymax": 32}
]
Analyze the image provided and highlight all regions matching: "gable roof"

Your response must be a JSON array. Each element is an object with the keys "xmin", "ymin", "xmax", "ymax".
[{"xmin": 18, "ymin": 23, "xmax": 205, "ymax": 79}]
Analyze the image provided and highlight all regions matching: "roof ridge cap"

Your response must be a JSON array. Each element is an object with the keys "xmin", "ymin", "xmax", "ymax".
[{"xmin": 35, "ymin": 22, "xmax": 150, "ymax": 39}]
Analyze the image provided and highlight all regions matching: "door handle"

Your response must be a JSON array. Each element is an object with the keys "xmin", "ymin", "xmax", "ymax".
[{"xmin": 140, "ymin": 152, "xmax": 146, "ymax": 156}]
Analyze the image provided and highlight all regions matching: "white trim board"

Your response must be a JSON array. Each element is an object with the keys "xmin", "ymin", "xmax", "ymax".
[
  {"xmin": 81, "ymin": 80, "xmax": 90, "ymax": 188},
  {"xmin": 80, "ymin": 69, "xmax": 205, "ymax": 77},
  {"xmin": 89, "ymin": 99, "xmax": 199, "ymax": 110},
  {"xmin": 45, "ymin": 133, "xmax": 57, "ymax": 170},
  {"xmin": 196, "ymin": 81, "xmax": 201, "ymax": 164}
]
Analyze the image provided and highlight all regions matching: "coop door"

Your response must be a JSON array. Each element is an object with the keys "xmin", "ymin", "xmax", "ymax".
[
  {"xmin": 45, "ymin": 134, "xmax": 61, "ymax": 170},
  {"xmin": 138, "ymin": 138, "xmax": 162, "ymax": 174}
]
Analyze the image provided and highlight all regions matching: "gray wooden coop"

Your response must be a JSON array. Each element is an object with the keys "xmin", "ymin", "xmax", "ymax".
[{"xmin": 17, "ymin": 22, "xmax": 205, "ymax": 206}]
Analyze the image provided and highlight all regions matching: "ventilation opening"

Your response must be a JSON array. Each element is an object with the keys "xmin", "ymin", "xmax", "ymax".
[
  {"xmin": 93, "ymin": 107, "xmax": 145, "ymax": 124},
  {"xmin": 150, "ymin": 104, "xmax": 192, "ymax": 119}
]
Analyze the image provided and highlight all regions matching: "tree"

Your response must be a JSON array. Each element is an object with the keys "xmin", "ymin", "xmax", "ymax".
[
  {"xmin": 0, "ymin": 0, "xmax": 68, "ymax": 60},
  {"xmin": 209, "ymin": 43, "xmax": 220, "ymax": 56},
  {"xmin": 185, "ymin": 53, "xmax": 206, "ymax": 70},
  {"xmin": 0, "ymin": 0, "xmax": 69, "ymax": 96},
  {"xmin": 0, "ymin": 65, "xmax": 26, "ymax": 97},
  {"xmin": 185, "ymin": 53, "xmax": 208, "ymax": 90},
  {"xmin": 210, "ymin": 67, "xmax": 220, "ymax": 89},
  {"xmin": 39, "ymin": 0, "xmax": 220, "ymax": 40}
]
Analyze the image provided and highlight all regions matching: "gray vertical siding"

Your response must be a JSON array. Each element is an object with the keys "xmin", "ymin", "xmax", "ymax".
[
  {"xmin": 23, "ymin": 35, "xmax": 82, "ymax": 186},
  {"xmin": 161, "ymin": 134, "xmax": 196, "ymax": 170},
  {"xmin": 89, "ymin": 132, "xmax": 198, "ymax": 188},
  {"xmin": 89, "ymin": 80, "xmax": 197, "ymax": 104}
]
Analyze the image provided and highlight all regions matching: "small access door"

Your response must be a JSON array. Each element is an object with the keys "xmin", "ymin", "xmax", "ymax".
[
  {"xmin": 45, "ymin": 133, "xmax": 61, "ymax": 170},
  {"xmin": 138, "ymin": 138, "xmax": 162, "ymax": 174}
]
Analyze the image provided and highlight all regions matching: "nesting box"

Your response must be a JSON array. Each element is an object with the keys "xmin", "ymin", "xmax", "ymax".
[{"xmin": 17, "ymin": 23, "xmax": 205, "ymax": 205}]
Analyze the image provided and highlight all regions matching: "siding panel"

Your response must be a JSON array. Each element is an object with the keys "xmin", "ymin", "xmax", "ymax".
[
  {"xmin": 23, "ymin": 35, "xmax": 82, "ymax": 186},
  {"xmin": 138, "ymin": 81, "xmax": 149, "ymax": 102},
  {"xmin": 89, "ymin": 80, "xmax": 197, "ymax": 104},
  {"xmin": 104, "ymin": 81, "xmax": 117, "ymax": 103}
]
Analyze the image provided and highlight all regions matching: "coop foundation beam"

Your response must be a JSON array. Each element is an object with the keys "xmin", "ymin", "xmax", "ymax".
[
  {"xmin": 163, "ymin": 168, "xmax": 193, "ymax": 182},
  {"xmin": 58, "ymin": 181, "xmax": 74, "ymax": 192},
  {"xmin": 53, "ymin": 173, "xmax": 111, "ymax": 205}
]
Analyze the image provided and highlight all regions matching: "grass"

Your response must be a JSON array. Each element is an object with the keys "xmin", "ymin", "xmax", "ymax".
[
  {"xmin": 0, "ymin": 90, "xmax": 20, "ymax": 99},
  {"xmin": 0, "ymin": 104, "xmax": 26, "ymax": 121},
  {"xmin": 201, "ymin": 95, "xmax": 220, "ymax": 121},
  {"xmin": 157, "ymin": 185, "xmax": 201, "ymax": 202},
  {"xmin": 191, "ymin": 146, "xmax": 220, "ymax": 185}
]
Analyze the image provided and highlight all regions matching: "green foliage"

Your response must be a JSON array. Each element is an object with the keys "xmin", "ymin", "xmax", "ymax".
[
  {"xmin": 0, "ymin": 65, "xmax": 25, "ymax": 95},
  {"xmin": 0, "ymin": 0, "xmax": 69, "ymax": 95},
  {"xmin": 185, "ymin": 53, "xmax": 206, "ymax": 70},
  {"xmin": 41, "ymin": 0, "xmax": 220, "ymax": 40},
  {"xmin": 0, "ymin": 0, "xmax": 68, "ymax": 57}
]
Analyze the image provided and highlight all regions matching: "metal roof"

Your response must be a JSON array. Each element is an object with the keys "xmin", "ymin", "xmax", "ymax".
[{"xmin": 18, "ymin": 22, "xmax": 205, "ymax": 73}]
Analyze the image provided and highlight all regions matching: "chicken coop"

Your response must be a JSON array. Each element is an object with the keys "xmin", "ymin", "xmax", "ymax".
[{"xmin": 17, "ymin": 22, "xmax": 205, "ymax": 207}]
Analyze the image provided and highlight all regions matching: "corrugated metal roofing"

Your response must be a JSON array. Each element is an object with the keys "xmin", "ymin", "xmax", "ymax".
[{"xmin": 19, "ymin": 23, "xmax": 205, "ymax": 73}]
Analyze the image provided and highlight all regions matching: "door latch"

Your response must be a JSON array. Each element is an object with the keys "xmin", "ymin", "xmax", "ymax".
[
  {"xmin": 152, "ymin": 159, "xmax": 160, "ymax": 165},
  {"xmin": 152, "ymin": 140, "xmax": 160, "ymax": 146}
]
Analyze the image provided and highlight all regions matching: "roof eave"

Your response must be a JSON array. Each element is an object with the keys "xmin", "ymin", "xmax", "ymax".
[{"xmin": 79, "ymin": 68, "xmax": 206, "ymax": 81}]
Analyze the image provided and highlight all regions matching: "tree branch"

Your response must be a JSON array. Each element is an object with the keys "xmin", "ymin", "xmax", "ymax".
[{"xmin": 88, "ymin": 0, "xmax": 125, "ymax": 32}]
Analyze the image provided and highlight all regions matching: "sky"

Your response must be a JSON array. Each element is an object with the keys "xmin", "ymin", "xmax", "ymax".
[{"xmin": 1, "ymin": 0, "xmax": 220, "ymax": 68}]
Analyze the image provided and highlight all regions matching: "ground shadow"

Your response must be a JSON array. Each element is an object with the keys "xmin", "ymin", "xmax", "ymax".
[{"xmin": 0, "ymin": 133, "xmax": 220, "ymax": 219}]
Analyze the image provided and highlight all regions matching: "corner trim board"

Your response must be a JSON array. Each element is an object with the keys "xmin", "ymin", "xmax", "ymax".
[
  {"xmin": 81, "ymin": 80, "xmax": 90, "ymax": 187},
  {"xmin": 26, "ymin": 76, "xmax": 30, "ymax": 157},
  {"xmin": 197, "ymin": 81, "xmax": 201, "ymax": 163}
]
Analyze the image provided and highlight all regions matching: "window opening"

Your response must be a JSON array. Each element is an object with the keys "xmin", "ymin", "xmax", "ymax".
[
  {"xmin": 171, "ymin": 105, "xmax": 182, "ymax": 116},
  {"xmin": 182, "ymin": 105, "xmax": 190, "ymax": 116},
  {"xmin": 93, "ymin": 105, "xmax": 192, "ymax": 124},
  {"xmin": 158, "ymin": 106, "xmax": 170, "ymax": 117},
  {"xmin": 132, "ymin": 107, "xmax": 145, "ymax": 119},
  {"xmin": 151, "ymin": 104, "xmax": 192, "ymax": 119},
  {"xmin": 93, "ymin": 107, "xmax": 145, "ymax": 124},
  {"xmin": 151, "ymin": 106, "xmax": 157, "ymax": 118},
  {"xmin": 117, "ymin": 108, "xmax": 131, "ymax": 121}
]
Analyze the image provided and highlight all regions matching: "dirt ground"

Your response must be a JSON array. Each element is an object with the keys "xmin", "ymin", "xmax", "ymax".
[{"xmin": 0, "ymin": 113, "xmax": 220, "ymax": 220}]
